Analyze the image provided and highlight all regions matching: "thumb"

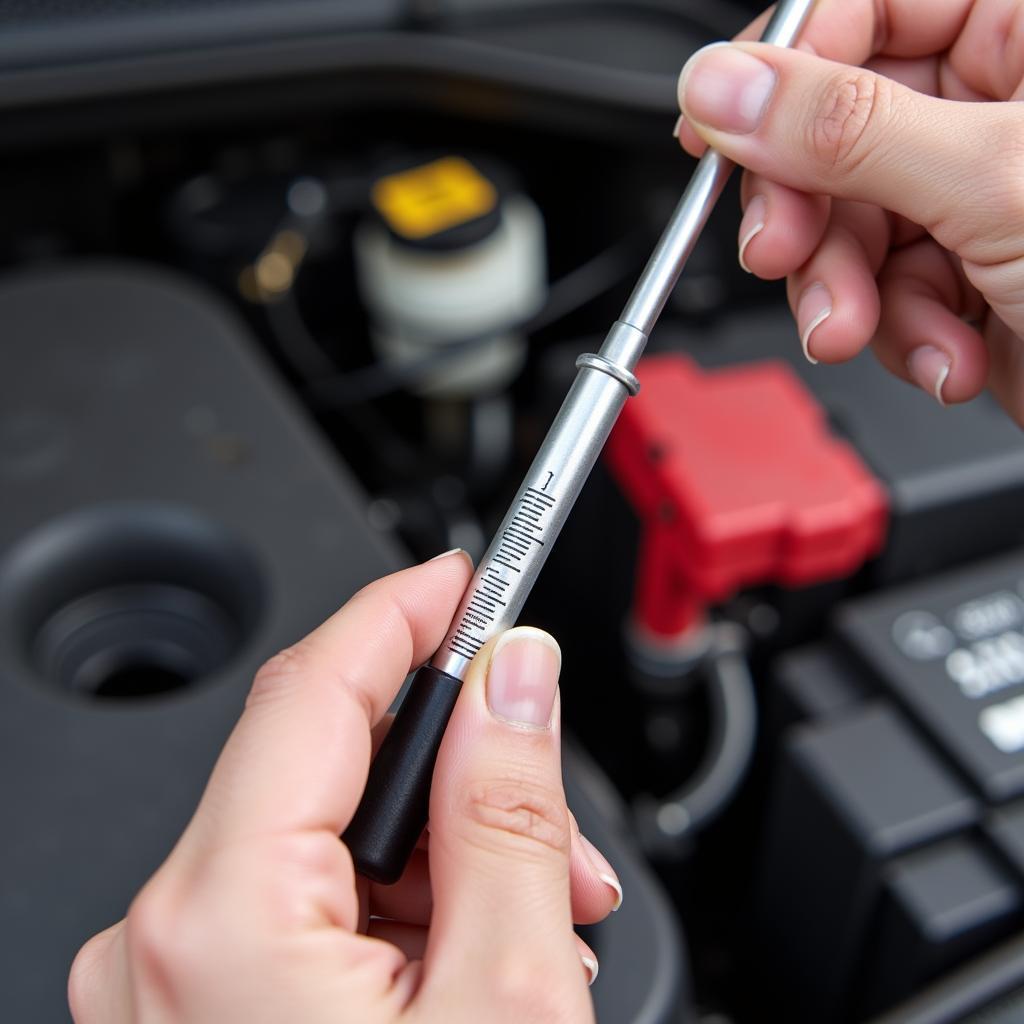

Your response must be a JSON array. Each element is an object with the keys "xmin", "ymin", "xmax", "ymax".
[
  {"xmin": 677, "ymin": 42, "xmax": 1022, "ymax": 267},
  {"xmin": 419, "ymin": 627, "xmax": 591, "ymax": 1018}
]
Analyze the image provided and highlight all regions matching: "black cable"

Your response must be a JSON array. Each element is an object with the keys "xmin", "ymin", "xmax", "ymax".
[
  {"xmin": 247, "ymin": 171, "xmax": 370, "ymax": 381},
  {"xmin": 260, "ymin": 285, "xmax": 428, "ymax": 480},
  {"xmin": 673, "ymin": 636, "xmax": 757, "ymax": 833},
  {"xmin": 535, "ymin": 232, "xmax": 645, "ymax": 328},
  {"xmin": 304, "ymin": 231, "xmax": 645, "ymax": 409},
  {"xmin": 634, "ymin": 623, "xmax": 758, "ymax": 858},
  {"xmin": 262, "ymin": 283, "xmax": 337, "ymax": 380},
  {"xmin": 243, "ymin": 178, "xmax": 434, "ymax": 478}
]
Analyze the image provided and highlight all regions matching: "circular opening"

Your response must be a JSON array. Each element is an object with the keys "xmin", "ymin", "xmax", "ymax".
[
  {"xmin": 0, "ymin": 504, "xmax": 265, "ymax": 702},
  {"xmin": 94, "ymin": 663, "xmax": 191, "ymax": 699},
  {"xmin": 36, "ymin": 582, "xmax": 243, "ymax": 699}
]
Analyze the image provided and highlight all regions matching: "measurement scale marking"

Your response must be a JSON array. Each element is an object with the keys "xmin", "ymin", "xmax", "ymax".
[
  {"xmin": 511, "ymin": 513, "xmax": 541, "ymax": 529},
  {"xmin": 502, "ymin": 534, "xmax": 531, "ymax": 556},
  {"xmin": 522, "ymin": 496, "xmax": 551, "ymax": 513},
  {"xmin": 507, "ymin": 525, "xmax": 543, "ymax": 547},
  {"xmin": 447, "ymin": 482, "xmax": 559, "ymax": 657},
  {"xmin": 507, "ymin": 532, "xmax": 542, "ymax": 552},
  {"xmin": 510, "ymin": 515, "xmax": 542, "ymax": 533}
]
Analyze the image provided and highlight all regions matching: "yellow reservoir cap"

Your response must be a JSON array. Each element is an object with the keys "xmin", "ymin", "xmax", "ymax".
[{"xmin": 371, "ymin": 156, "xmax": 498, "ymax": 241}]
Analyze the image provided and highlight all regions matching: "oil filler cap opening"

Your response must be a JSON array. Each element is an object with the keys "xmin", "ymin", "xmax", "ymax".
[{"xmin": 0, "ymin": 503, "xmax": 265, "ymax": 701}]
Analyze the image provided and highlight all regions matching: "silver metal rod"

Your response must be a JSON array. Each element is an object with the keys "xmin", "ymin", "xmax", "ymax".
[
  {"xmin": 618, "ymin": 151, "xmax": 734, "ymax": 343},
  {"xmin": 432, "ymin": 0, "xmax": 817, "ymax": 680},
  {"xmin": 619, "ymin": 0, "xmax": 818, "ymax": 343}
]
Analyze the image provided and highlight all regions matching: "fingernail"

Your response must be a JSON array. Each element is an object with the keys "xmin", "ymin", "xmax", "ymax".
[
  {"xmin": 486, "ymin": 627, "xmax": 560, "ymax": 728},
  {"xmin": 579, "ymin": 834, "xmax": 623, "ymax": 911},
  {"xmin": 672, "ymin": 113, "xmax": 684, "ymax": 139},
  {"xmin": 796, "ymin": 283, "xmax": 831, "ymax": 364},
  {"xmin": 428, "ymin": 547, "xmax": 466, "ymax": 562},
  {"xmin": 678, "ymin": 43, "xmax": 777, "ymax": 134},
  {"xmin": 581, "ymin": 955, "xmax": 600, "ymax": 986},
  {"xmin": 906, "ymin": 345, "xmax": 951, "ymax": 406},
  {"xmin": 738, "ymin": 194, "xmax": 767, "ymax": 273}
]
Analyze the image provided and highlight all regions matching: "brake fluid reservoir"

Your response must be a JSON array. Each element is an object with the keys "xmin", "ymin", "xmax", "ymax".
[{"xmin": 354, "ymin": 156, "xmax": 546, "ymax": 398}]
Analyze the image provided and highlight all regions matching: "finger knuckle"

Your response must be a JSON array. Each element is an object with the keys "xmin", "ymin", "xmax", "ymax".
[
  {"xmin": 250, "ymin": 639, "xmax": 382, "ymax": 721},
  {"xmin": 989, "ymin": 127, "xmax": 1024, "ymax": 227},
  {"xmin": 487, "ymin": 953, "xmax": 573, "ymax": 1022},
  {"xmin": 127, "ymin": 878, "xmax": 229, "ymax": 1007},
  {"xmin": 248, "ymin": 643, "xmax": 313, "ymax": 706},
  {"xmin": 275, "ymin": 830, "xmax": 345, "ymax": 873},
  {"xmin": 461, "ymin": 778, "xmax": 570, "ymax": 859},
  {"xmin": 998, "ymin": 171, "xmax": 1024, "ymax": 229},
  {"xmin": 810, "ymin": 69, "xmax": 885, "ymax": 174},
  {"xmin": 943, "ymin": 130, "xmax": 1024, "ymax": 260},
  {"xmin": 124, "ymin": 881, "xmax": 188, "ymax": 1001},
  {"xmin": 250, "ymin": 834, "xmax": 353, "ymax": 931}
]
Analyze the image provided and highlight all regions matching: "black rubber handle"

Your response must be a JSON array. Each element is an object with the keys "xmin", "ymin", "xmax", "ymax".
[{"xmin": 343, "ymin": 664, "xmax": 463, "ymax": 884}]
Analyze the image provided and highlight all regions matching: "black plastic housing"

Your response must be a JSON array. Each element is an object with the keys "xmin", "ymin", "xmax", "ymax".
[
  {"xmin": 0, "ymin": 262, "xmax": 691, "ymax": 1024},
  {"xmin": 755, "ymin": 551, "xmax": 1024, "ymax": 1021},
  {"xmin": 0, "ymin": 263, "xmax": 404, "ymax": 1021}
]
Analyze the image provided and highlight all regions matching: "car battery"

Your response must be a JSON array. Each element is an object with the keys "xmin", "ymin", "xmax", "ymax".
[{"xmin": 756, "ymin": 550, "xmax": 1024, "ymax": 1022}]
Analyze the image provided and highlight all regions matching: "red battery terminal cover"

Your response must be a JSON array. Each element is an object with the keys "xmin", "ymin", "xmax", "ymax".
[{"xmin": 606, "ymin": 355, "xmax": 889, "ymax": 642}]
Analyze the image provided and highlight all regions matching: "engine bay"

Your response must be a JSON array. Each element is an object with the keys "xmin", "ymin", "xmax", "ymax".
[{"xmin": 4, "ymin": 3, "xmax": 1024, "ymax": 1022}]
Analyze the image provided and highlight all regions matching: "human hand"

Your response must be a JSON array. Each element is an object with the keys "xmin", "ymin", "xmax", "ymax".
[
  {"xmin": 675, "ymin": 0, "xmax": 1024, "ymax": 424},
  {"xmin": 68, "ymin": 551, "xmax": 621, "ymax": 1023}
]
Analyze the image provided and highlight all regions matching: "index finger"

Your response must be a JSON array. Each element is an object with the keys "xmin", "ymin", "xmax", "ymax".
[
  {"xmin": 736, "ymin": 0, "xmax": 973, "ymax": 63},
  {"xmin": 179, "ymin": 551, "xmax": 473, "ymax": 853}
]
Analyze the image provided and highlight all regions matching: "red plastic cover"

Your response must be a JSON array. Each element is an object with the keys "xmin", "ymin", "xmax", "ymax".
[{"xmin": 606, "ymin": 356, "xmax": 889, "ymax": 637}]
